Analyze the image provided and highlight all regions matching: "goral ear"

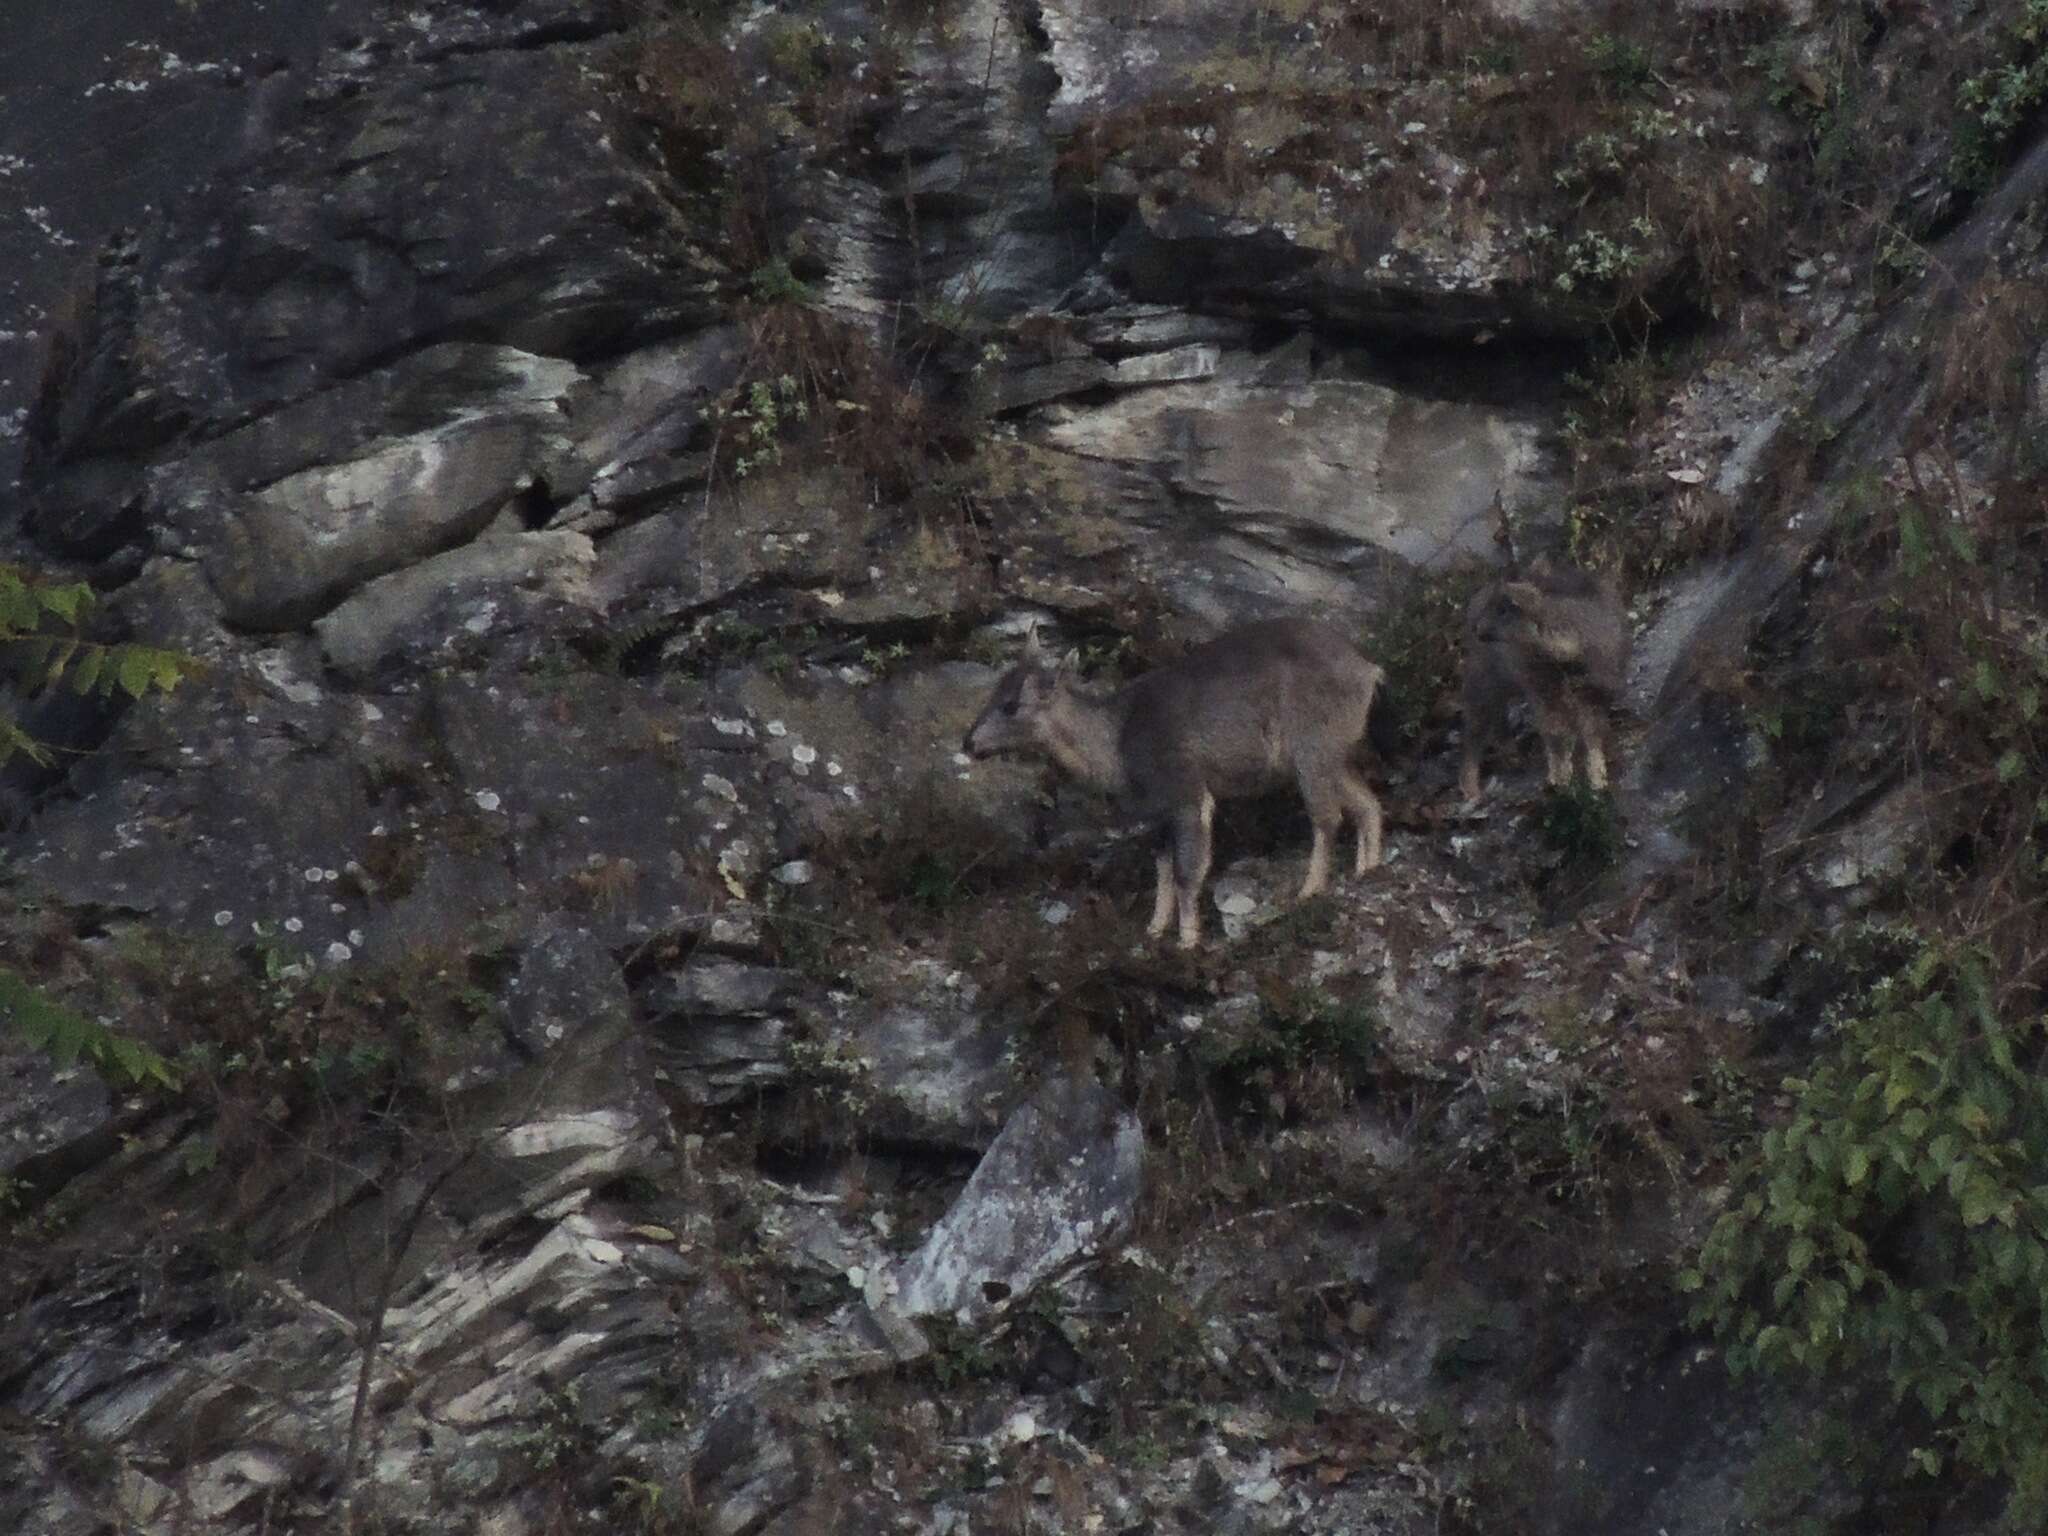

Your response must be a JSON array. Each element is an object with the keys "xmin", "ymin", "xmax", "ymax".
[
  {"xmin": 1023, "ymin": 623, "xmax": 1046, "ymax": 657},
  {"xmin": 1058, "ymin": 647, "xmax": 1082, "ymax": 678}
]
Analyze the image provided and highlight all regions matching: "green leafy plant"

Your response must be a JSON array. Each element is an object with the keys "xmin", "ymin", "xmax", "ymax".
[
  {"xmin": 1198, "ymin": 993, "xmax": 1379, "ymax": 1123},
  {"xmin": 1585, "ymin": 32, "xmax": 1655, "ymax": 97},
  {"xmin": 723, "ymin": 375, "xmax": 809, "ymax": 479},
  {"xmin": 1537, "ymin": 779, "xmax": 1621, "ymax": 877},
  {"xmin": 747, "ymin": 257, "xmax": 815, "ymax": 307},
  {"xmin": 0, "ymin": 564, "xmax": 200, "ymax": 766},
  {"xmin": 1952, "ymin": 0, "xmax": 2048, "ymax": 193},
  {"xmin": 1355, "ymin": 567, "xmax": 1484, "ymax": 749},
  {"xmin": 0, "ymin": 967, "xmax": 180, "ymax": 1090},
  {"xmin": 1681, "ymin": 934, "xmax": 2048, "ymax": 1522}
]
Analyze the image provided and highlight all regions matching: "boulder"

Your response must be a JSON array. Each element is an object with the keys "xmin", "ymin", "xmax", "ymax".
[{"xmin": 888, "ymin": 1074, "xmax": 1142, "ymax": 1322}]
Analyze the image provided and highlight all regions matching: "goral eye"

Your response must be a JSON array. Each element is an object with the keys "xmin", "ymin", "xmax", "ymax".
[{"xmin": 1001, "ymin": 699, "xmax": 1020, "ymax": 717}]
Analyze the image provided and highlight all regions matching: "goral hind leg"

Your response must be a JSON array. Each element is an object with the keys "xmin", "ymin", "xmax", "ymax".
[{"xmin": 1171, "ymin": 791, "xmax": 1216, "ymax": 949}]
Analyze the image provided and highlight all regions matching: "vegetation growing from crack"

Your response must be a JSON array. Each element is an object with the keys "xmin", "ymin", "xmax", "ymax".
[
  {"xmin": 0, "ymin": 564, "xmax": 200, "ymax": 1089},
  {"xmin": 1673, "ymin": 421, "xmax": 2048, "ymax": 1523},
  {"xmin": 1683, "ymin": 932, "xmax": 2048, "ymax": 1523}
]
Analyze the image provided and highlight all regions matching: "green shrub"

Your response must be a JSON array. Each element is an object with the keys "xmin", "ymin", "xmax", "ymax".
[
  {"xmin": 1681, "ymin": 933, "xmax": 2048, "ymax": 1521},
  {"xmin": 1198, "ymin": 993, "xmax": 1379, "ymax": 1123},
  {"xmin": 0, "ymin": 968, "xmax": 180, "ymax": 1090},
  {"xmin": 1952, "ymin": 0, "xmax": 2048, "ymax": 193},
  {"xmin": 1537, "ymin": 779, "xmax": 1620, "ymax": 877},
  {"xmin": 1585, "ymin": 32, "xmax": 1655, "ymax": 97},
  {"xmin": 0, "ymin": 562, "xmax": 199, "ymax": 765},
  {"xmin": 1357, "ymin": 568, "xmax": 1484, "ymax": 751}
]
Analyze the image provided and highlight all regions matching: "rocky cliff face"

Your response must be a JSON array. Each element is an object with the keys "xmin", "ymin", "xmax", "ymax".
[{"xmin": 5, "ymin": 1, "xmax": 2047, "ymax": 1533}]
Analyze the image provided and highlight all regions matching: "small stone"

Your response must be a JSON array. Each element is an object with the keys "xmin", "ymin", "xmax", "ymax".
[
  {"xmin": 325, "ymin": 942, "xmax": 353, "ymax": 964},
  {"xmin": 773, "ymin": 860, "xmax": 814, "ymax": 886},
  {"xmin": 284, "ymin": 917, "xmax": 303, "ymax": 933},
  {"xmin": 1217, "ymin": 892, "xmax": 1257, "ymax": 917},
  {"xmin": 1040, "ymin": 901, "xmax": 1072, "ymax": 927},
  {"xmin": 474, "ymin": 790, "xmax": 501, "ymax": 813},
  {"xmin": 792, "ymin": 743, "xmax": 818, "ymax": 766},
  {"xmin": 767, "ymin": 720, "xmax": 788, "ymax": 738}
]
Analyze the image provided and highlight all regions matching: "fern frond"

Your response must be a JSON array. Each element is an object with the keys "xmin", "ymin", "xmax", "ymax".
[
  {"xmin": 0, "ymin": 719, "xmax": 54, "ymax": 768},
  {"xmin": 0, "ymin": 968, "xmax": 182, "ymax": 1090},
  {"xmin": 598, "ymin": 616, "xmax": 682, "ymax": 673},
  {"xmin": 0, "ymin": 636, "xmax": 203, "ymax": 701},
  {"xmin": 0, "ymin": 565, "xmax": 96, "ymax": 630}
]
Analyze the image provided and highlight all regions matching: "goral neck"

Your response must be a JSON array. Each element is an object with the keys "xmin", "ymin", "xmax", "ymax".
[{"xmin": 1040, "ymin": 688, "xmax": 1128, "ymax": 799}]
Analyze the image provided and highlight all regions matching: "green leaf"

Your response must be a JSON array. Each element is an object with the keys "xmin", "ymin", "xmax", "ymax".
[
  {"xmin": 1999, "ymin": 749, "xmax": 2027, "ymax": 784},
  {"xmin": 0, "ymin": 719, "xmax": 54, "ymax": 768},
  {"xmin": 1845, "ymin": 1145, "xmax": 1872, "ymax": 1186},
  {"xmin": 0, "ymin": 967, "xmax": 181, "ymax": 1091},
  {"xmin": 1961, "ymin": 1175, "xmax": 2013, "ymax": 1228},
  {"xmin": 44, "ymin": 583, "xmax": 91, "ymax": 624},
  {"xmin": 115, "ymin": 647, "xmax": 157, "ymax": 700},
  {"xmin": 68, "ymin": 646, "xmax": 104, "ymax": 696}
]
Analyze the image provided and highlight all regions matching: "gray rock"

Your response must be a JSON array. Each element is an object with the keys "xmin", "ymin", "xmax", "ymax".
[
  {"xmin": 314, "ymin": 529, "xmax": 599, "ymax": 678},
  {"xmin": 647, "ymin": 962, "xmax": 802, "ymax": 1020},
  {"xmin": 501, "ymin": 913, "xmax": 633, "ymax": 1064},
  {"xmin": 0, "ymin": 1036, "xmax": 113, "ymax": 1191},
  {"xmin": 643, "ymin": 961, "xmax": 807, "ymax": 1105},
  {"xmin": 591, "ymin": 467, "xmax": 878, "ymax": 615},
  {"xmin": 25, "ymin": 28, "xmax": 718, "ymax": 556},
  {"xmin": 198, "ymin": 352, "xmax": 582, "ymax": 629},
  {"xmin": 1031, "ymin": 370, "xmax": 1558, "ymax": 622},
  {"xmin": 889, "ymin": 1074, "xmax": 1142, "ymax": 1321},
  {"xmin": 543, "ymin": 328, "xmax": 748, "ymax": 529}
]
